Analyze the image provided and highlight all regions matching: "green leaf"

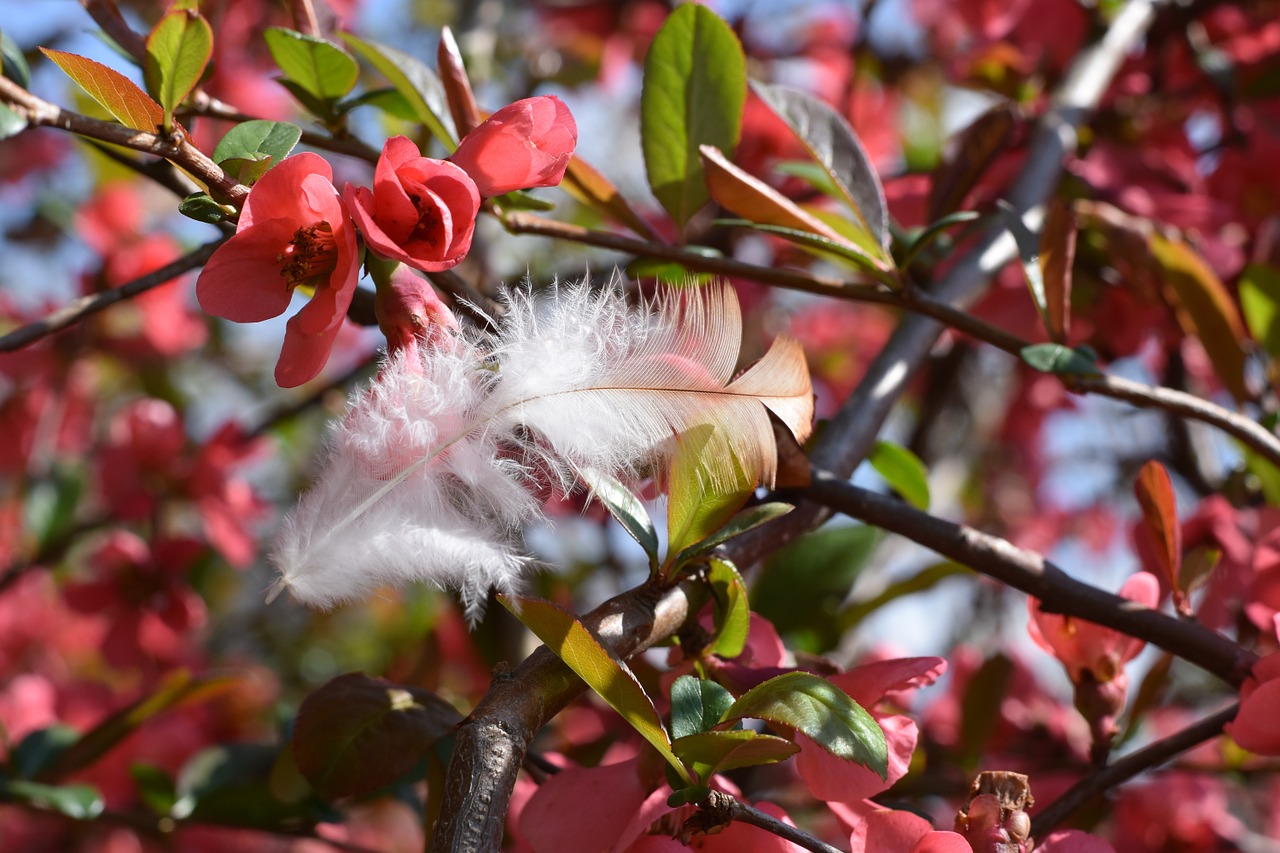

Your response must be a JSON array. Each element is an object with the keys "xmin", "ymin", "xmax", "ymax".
[
  {"xmin": 145, "ymin": 6, "xmax": 213, "ymax": 128},
  {"xmin": 491, "ymin": 189, "xmax": 557, "ymax": 212},
  {"xmin": 640, "ymin": 3, "xmax": 745, "ymax": 228},
  {"xmin": 0, "ymin": 103, "xmax": 25, "ymax": 140},
  {"xmin": 868, "ymin": 440, "xmax": 930, "ymax": 510},
  {"xmin": 681, "ymin": 503, "xmax": 792, "ymax": 565},
  {"xmin": 41, "ymin": 48, "xmax": 164, "ymax": 133},
  {"xmin": 291, "ymin": 672, "xmax": 462, "ymax": 800},
  {"xmin": 578, "ymin": 468, "xmax": 659, "ymax": 566},
  {"xmin": 751, "ymin": 82, "xmax": 889, "ymax": 253},
  {"xmin": 37, "ymin": 671, "xmax": 237, "ymax": 782},
  {"xmin": 0, "ymin": 780, "xmax": 103, "ymax": 819},
  {"xmin": 706, "ymin": 558, "xmax": 750, "ymax": 658},
  {"xmin": 264, "ymin": 27, "xmax": 358, "ymax": 108},
  {"xmin": 500, "ymin": 595, "xmax": 689, "ymax": 783},
  {"xmin": 671, "ymin": 730, "xmax": 798, "ymax": 779},
  {"xmin": 721, "ymin": 671, "xmax": 887, "ymax": 777},
  {"xmin": 338, "ymin": 87, "xmax": 417, "ymax": 122},
  {"xmin": 753, "ymin": 524, "xmax": 880, "ymax": 652},
  {"xmin": 212, "ymin": 120, "xmax": 301, "ymax": 168},
  {"xmin": 341, "ymin": 33, "xmax": 456, "ymax": 149},
  {"xmin": 666, "ymin": 425, "xmax": 755, "ymax": 567},
  {"xmin": 178, "ymin": 191, "xmax": 233, "ymax": 223},
  {"xmin": 773, "ymin": 160, "xmax": 842, "ymax": 199},
  {"xmin": 130, "ymin": 764, "xmax": 177, "ymax": 815},
  {"xmin": 899, "ymin": 210, "xmax": 982, "ymax": 269},
  {"xmin": 716, "ymin": 219, "xmax": 886, "ymax": 275},
  {"xmin": 10, "ymin": 725, "xmax": 79, "ymax": 779},
  {"xmin": 670, "ymin": 675, "xmax": 734, "ymax": 740},
  {"xmin": 1240, "ymin": 263, "xmax": 1280, "ymax": 359},
  {"xmin": 839, "ymin": 562, "xmax": 967, "ymax": 629},
  {"xmin": 1019, "ymin": 343, "xmax": 1100, "ymax": 376},
  {"xmin": 1, "ymin": 28, "xmax": 31, "ymax": 88},
  {"xmin": 174, "ymin": 744, "xmax": 329, "ymax": 828}
]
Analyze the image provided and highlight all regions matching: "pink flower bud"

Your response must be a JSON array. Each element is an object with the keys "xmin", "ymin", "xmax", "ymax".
[{"xmin": 449, "ymin": 96, "xmax": 577, "ymax": 197}]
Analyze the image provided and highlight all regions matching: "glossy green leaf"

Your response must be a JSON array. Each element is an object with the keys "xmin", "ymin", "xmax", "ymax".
[
  {"xmin": 670, "ymin": 675, "xmax": 735, "ymax": 740},
  {"xmin": 640, "ymin": 3, "xmax": 745, "ymax": 228},
  {"xmin": 0, "ymin": 780, "xmax": 103, "ymax": 819},
  {"xmin": 341, "ymin": 33, "xmax": 456, "ymax": 149},
  {"xmin": 665, "ymin": 426, "xmax": 754, "ymax": 568},
  {"xmin": 578, "ymin": 468, "xmax": 659, "ymax": 566},
  {"xmin": 291, "ymin": 672, "xmax": 461, "ymax": 800},
  {"xmin": 178, "ymin": 191, "xmax": 232, "ymax": 224},
  {"xmin": 145, "ymin": 6, "xmax": 213, "ymax": 127},
  {"xmin": 1240, "ymin": 263, "xmax": 1280, "ymax": 359},
  {"xmin": 338, "ymin": 87, "xmax": 417, "ymax": 121},
  {"xmin": 1019, "ymin": 343, "xmax": 1100, "ymax": 376},
  {"xmin": 868, "ymin": 440, "xmax": 930, "ymax": 510},
  {"xmin": 41, "ymin": 48, "xmax": 164, "ymax": 133},
  {"xmin": 212, "ymin": 119, "xmax": 301, "ymax": 167},
  {"xmin": 500, "ymin": 595, "xmax": 689, "ymax": 783},
  {"xmin": 706, "ymin": 557, "xmax": 750, "ymax": 658},
  {"xmin": 264, "ymin": 28, "xmax": 358, "ymax": 106},
  {"xmin": 683, "ymin": 503, "xmax": 793, "ymax": 566},
  {"xmin": 753, "ymin": 524, "xmax": 880, "ymax": 652},
  {"xmin": 721, "ymin": 671, "xmax": 887, "ymax": 777},
  {"xmin": 1, "ymin": 29, "xmax": 30, "ymax": 87},
  {"xmin": 491, "ymin": 189, "xmax": 557, "ymax": 212},
  {"xmin": 672, "ymin": 730, "xmax": 799, "ymax": 779},
  {"xmin": 751, "ymin": 81, "xmax": 889, "ymax": 253}
]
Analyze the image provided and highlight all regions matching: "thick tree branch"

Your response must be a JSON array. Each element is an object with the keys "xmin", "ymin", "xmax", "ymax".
[
  {"xmin": 1030, "ymin": 703, "xmax": 1238, "ymax": 836},
  {"xmin": 0, "ymin": 77, "xmax": 248, "ymax": 205},
  {"xmin": 0, "ymin": 240, "xmax": 226, "ymax": 353},
  {"xmin": 802, "ymin": 469, "xmax": 1256, "ymax": 686},
  {"xmin": 428, "ymin": 581, "xmax": 692, "ymax": 852}
]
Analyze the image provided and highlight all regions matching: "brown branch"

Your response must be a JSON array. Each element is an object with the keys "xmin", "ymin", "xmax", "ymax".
[
  {"xmin": 802, "ymin": 469, "xmax": 1256, "ymax": 686},
  {"xmin": 1030, "ymin": 703, "xmax": 1238, "ymax": 836},
  {"xmin": 0, "ymin": 240, "xmax": 225, "ymax": 353},
  {"xmin": 81, "ymin": 0, "xmax": 147, "ymax": 65},
  {"xmin": 428, "ymin": 581, "xmax": 692, "ymax": 852},
  {"xmin": 690, "ymin": 791, "xmax": 843, "ymax": 853},
  {"xmin": 0, "ymin": 77, "xmax": 248, "ymax": 205}
]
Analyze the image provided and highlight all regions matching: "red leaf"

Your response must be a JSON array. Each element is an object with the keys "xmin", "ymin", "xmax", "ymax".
[
  {"xmin": 40, "ymin": 48, "xmax": 164, "ymax": 133},
  {"xmin": 1040, "ymin": 199, "xmax": 1076, "ymax": 344},
  {"xmin": 436, "ymin": 26, "xmax": 480, "ymax": 137},
  {"xmin": 1134, "ymin": 460, "xmax": 1184, "ymax": 613}
]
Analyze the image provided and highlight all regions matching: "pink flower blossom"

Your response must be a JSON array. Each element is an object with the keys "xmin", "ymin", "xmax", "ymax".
[
  {"xmin": 345, "ymin": 136, "xmax": 480, "ymax": 272},
  {"xmin": 1225, "ymin": 651, "xmax": 1280, "ymax": 755},
  {"xmin": 449, "ymin": 96, "xmax": 578, "ymax": 197},
  {"xmin": 1028, "ymin": 572, "xmax": 1159, "ymax": 685},
  {"xmin": 197, "ymin": 153, "xmax": 359, "ymax": 387}
]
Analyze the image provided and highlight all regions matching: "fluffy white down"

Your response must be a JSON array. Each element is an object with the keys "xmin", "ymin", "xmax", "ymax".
[{"xmin": 271, "ymin": 281, "xmax": 813, "ymax": 622}]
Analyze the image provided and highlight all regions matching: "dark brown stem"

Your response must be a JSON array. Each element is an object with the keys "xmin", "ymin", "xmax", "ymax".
[
  {"xmin": 0, "ymin": 77, "xmax": 248, "ymax": 204},
  {"xmin": 428, "ymin": 581, "xmax": 692, "ymax": 852},
  {"xmin": 0, "ymin": 240, "xmax": 226, "ymax": 353},
  {"xmin": 802, "ymin": 469, "xmax": 1256, "ymax": 686},
  {"xmin": 692, "ymin": 791, "xmax": 843, "ymax": 853},
  {"xmin": 1030, "ymin": 703, "xmax": 1238, "ymax": 836}
]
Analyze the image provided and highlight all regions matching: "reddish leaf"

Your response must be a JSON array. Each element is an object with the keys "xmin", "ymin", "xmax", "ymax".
[
  {"xmin": 292, "ymin": 673, "xmax": 462, "ymax": 800},
  {"xmin": 700, "ymin": 144, "xmax": 850, "ymax": 245},
  {"xmin": 40, "ymin": 48, "xmax": 164, "ymax": 133},
  {"xmin": 562, "ymin": 154, "xmax": 664, "ymax": 242},
  {"xmin": 1039, "ymin": 199, "xmax": 1076, "ymax": 343},
  {"xmin": 436, "ymin": 27, "xmax": 480, "ymax": 137},
  {"xmin": 1134, "ymin": 460, "xmax": 1185, "ymax": 614},
  {"xmin": 927, "ymin": 102, "xmax": 1015, "ymax": 222},
  {"xmin": 1148, "ymin": 233, "xmax": 1250, "ymax": 402}
]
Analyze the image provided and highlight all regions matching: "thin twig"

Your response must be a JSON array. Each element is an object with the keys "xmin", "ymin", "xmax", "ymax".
[
  {"xmin": 802, "ymin": 469, "xmax": 1256, "ymax": 686},
  {"xmin": 187, "ymin": 93, "xmax": 381, "ymax": 163},
  {"xmin": 1030, "ymin": 703, "xmax": 1238, "ymax": 835},
  {"xmin": 81, "ymin": 0, "xmax": 147, "ymax": 64},
  {"xmin": 0, "ymin": 77, "xmax": 248, "ymax": 205},
  {"xmin": 0, "ymin": 240, "xmax": 225, "ymax": 353},
  {"xmin": 691, "ymin": 790, "xmax": 843, "ymax": 853},
  {"xmin": 245, "ymin": 354, "xmax": 381, "ymax": 439}
]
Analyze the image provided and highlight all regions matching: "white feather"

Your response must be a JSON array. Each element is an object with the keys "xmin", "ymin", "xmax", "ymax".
[{"xmin": 271, "ymin": 279, "xmax": 813, "ymax": 621}]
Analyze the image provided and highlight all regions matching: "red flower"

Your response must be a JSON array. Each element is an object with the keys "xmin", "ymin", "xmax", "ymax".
[
  {"xmin": 1226, "ymin": 651, "xmax": 1280, "ymax": 755},
  {"xmin": 449, "ymin": 96, "xmax": 578, "ymax": 197},
  {"xmin": 1028, "ymin": 572, "xmax": 1158, "ymax": 685},
  {"xmin": 345, "ymin": 136, "xmax": 480, "ymax": 273},
  {"xmin": 196, "ymin": 153, "xmax": 359, "ymax": 387}
]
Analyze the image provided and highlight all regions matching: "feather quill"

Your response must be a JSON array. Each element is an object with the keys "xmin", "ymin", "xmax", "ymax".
[{"xmin": 271, "ymin": 279, "xmax": 813, "ymax": 619}]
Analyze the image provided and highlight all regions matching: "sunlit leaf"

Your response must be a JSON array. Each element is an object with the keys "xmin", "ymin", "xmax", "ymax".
[
  {"xmin": 672, "ymin": 729, "xmax": 798, "ymax": 779},
  {"xmin": 145, "ymin": 6, "xmax": 213, "ymax": 128},
  {"xmin": 1040, "ymin": 199, "xmax": 1076, "ymax": 344},
  {"xmin": 751, "ymin": 82, "xmax": 889, "ymax": 253},
  {"xmin": 701, "ymin": 144, "xmax": 848, "ymax": 243},
  {"xmin": 578, "ymin": 467, "xmax": 659, "ymax": 566},
  {"xmin": 41, "ymin": 48, "xmax": 164, "ymax": 133},
  {"xmin": 641, "ymin": 3, "xmax": 745, "ymax": 228},
  {"xmin": 1019, "ymin": 343, "xmax": 1099, "ymax": 376},
  {"xmin": 670, "ymin": 675, "xmax": 734, "ymax": 740},
  {"xmin": 563, "ymin": 154, "xmax": 664, "ymax": 241},
  {"xmin": 342, "ymin": 33, "xmax": 456, "ymax": 149},
  {"xmin": 1, "ymin": 28, "xmax": 30, "ymax": 88},
  {"xmin": 291, "ymin": 672, "xmax": 461, "ymax": 800},
  {"xmin": 721, "ymin": 672, "xmax": 887, "ymax": 777},
  {"xmin": 0, "ymin": 780, "xmax": 103, "ymax": 819},
  {"xmin": 264, "ymin": 27, "xmax": 358, "ymax": 109},
  {"xmin": 1134, "ymin": 460, "xmax": 1185, "ymax": 614},
  {"xmin": 666, "ymin": 425, "xmax": 754, "ymax": 567},
  {"xmin": 500, "ymin": 595, "xmax": 689, "ymax": 783},
  {"xmin": 178, "ymin": 191, "xmax": 232, "ymax": 223},
  {"xmin": 706, "ymin": 558, "xmax": 751, "ymax": 658},
  {"xmin": 436, "ymin": 26, "xmax": 479, "ymax": 136},
  {"xmin": 1239, "ymin": 263, "xmax": 1280, "ymax": 359},
  {"xmin": 868, "ymin": 440, "xmax": 930, "ymax": 510}
]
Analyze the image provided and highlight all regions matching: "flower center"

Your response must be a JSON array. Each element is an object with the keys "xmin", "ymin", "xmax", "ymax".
[
  {"xmin": 407, "ymin": 195, "xmax": 441, "ymax": 247},
  {"xmin": 278, "ymin": 223, "xmax": 338, "ymax": 288}
]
